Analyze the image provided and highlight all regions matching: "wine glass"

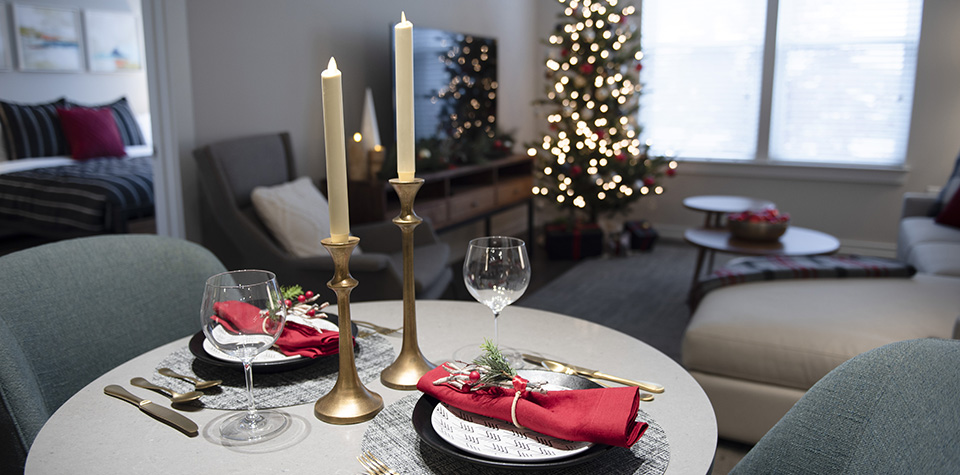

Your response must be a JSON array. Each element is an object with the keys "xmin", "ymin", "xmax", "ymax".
[
  {"xmin": 462, "ymin": 236, "xmax": 531, "ymax": 363},
  {"xmin": 200, "ymin": 269, "xmax": 288, "ymax": 442}
]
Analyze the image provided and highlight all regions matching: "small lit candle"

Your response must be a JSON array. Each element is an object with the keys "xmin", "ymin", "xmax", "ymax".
[
  {"xmin": 395, "ymin": 12, "xmax": 415, "ymax": 181},
  {"xmin": 347, "ymin": 132, "xmax": 368, "ymax": 181},
  {"xmin": 321, "ymin": 57, "xmax": 350, "ymax": 243}
]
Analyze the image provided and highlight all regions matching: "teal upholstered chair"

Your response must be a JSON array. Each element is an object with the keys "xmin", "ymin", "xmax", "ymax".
[
  {"xmin": 732, "ymin": 338, "xmax": 960, "ymax": 474},
  {"xmin": 0, "ymin": 235, "xmax": 226, "ymax": 473}
]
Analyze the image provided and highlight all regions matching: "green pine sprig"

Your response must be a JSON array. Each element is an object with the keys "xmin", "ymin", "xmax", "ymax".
[
  {"xmin": 280, "ymin": 285, "xmax": 303, "ymax": 300},
  {"xmin": 472, "ymin": 339, "xmax": 516, "ymax": 386}
]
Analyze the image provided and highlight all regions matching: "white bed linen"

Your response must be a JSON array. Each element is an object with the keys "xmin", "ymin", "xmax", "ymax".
[{"xmin": 0, "ymin": 146, "xmax": 154, "ymax": 175}]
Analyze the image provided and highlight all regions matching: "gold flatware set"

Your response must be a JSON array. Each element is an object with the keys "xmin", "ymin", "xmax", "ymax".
[
  {"xmin": 357, "ymin": 452, "xmax": 398, "ymax": 475},
  {"xmin": 522, "ymin": 354, "xmax": 665, "ymax": 394},
  {"xmin": 103, "ymin": 370, "xmax": 221, "ymax": 436}
]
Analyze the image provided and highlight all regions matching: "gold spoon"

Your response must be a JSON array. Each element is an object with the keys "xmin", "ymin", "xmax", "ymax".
[
  {"xmin": 130, "ymin": 377, "xmax": 203, "ymax": 404},
  {"xmin": 158, "ymin": 367, "xmax": 222, "ymax": 390}
]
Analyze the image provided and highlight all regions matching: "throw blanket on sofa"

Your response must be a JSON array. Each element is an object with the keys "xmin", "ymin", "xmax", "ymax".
[
  {"xmin": 691, "ymin": 254, "xmax": 916, "ymax": 307},
  {"xmin": 0, "ymin": 156, "xmax": 154, "ymax": 236}
]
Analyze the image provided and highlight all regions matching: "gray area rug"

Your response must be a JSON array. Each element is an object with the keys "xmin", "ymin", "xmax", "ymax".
[{"xmin": 518, "ymin": 240, "xmax": 720, "ymax": 362}]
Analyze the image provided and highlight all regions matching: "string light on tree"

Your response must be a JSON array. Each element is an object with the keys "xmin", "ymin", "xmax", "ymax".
[{"xmin": 531, "ymin": 0, "xmax": 674, "ymax": 223}]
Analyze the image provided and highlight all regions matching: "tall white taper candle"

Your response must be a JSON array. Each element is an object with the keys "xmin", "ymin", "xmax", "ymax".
[
  {"xmin": 395, "ymin": 12, "xmax": 415, "ymax": 181},
  {"xmin": 321, "ymin": 57, "xmax": 350, "ymax": 243}
]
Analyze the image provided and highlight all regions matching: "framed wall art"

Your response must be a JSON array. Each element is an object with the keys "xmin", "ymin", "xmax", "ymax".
[
  {"xmin": 0, "ymin": 5, "xmax": 11, "ymax": 70},
  {"xmin": 13, "ymin": 3, "xmax": 83, "ymax": 72},
  {"xmin": 84, "ymin": 9, "xmax": 142, "ymax": 72}
]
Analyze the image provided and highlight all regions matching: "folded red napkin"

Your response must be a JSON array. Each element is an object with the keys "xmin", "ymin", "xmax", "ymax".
[
  {"xmin": 417, "ymin": 364, "xmax": 647, "ymax": 448},
  {"xmin": 211, "ymin": 300, "xmax": 348, "ymax": 358}
]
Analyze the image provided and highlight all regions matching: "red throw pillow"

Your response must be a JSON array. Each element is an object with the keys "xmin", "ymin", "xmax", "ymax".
[
  {"xmin": 935, "ymin": 188, "xmax": 960, "ymax": 229},
  {"xmin": 56, "ymin": 107, "xmax": 126, "ymax": 160}
]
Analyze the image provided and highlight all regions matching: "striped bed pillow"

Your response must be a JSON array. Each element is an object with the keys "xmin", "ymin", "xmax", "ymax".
[{"xmin": 0, "ymin": 98, "xmax": 70, "ymax": 159}]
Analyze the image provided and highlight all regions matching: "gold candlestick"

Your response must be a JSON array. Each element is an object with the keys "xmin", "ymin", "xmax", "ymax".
[
  {"xmin": 379, "ymin": 178, "xmax": 435, "ymax": 389},
  {"xmin": 314, "ymin": 236, "xmax": 383, "ymax": 424}
]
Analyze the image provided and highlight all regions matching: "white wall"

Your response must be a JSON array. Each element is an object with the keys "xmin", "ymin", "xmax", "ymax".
[
  {"xmin": 174, "ymin": 0, "xmax": 539, "ymax": 242},
  {"xmin": 162, "ymin": 1, "xmax": 960, "ymax": 253},
  {"xmin": 0, "ymin": 0, "xmax": 149, "ymax": 118}
]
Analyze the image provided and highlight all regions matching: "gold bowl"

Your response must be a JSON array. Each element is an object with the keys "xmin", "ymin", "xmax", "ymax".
[{"xmin": 728, "ymin": 219, "xmax": 788, "ymax": 242}]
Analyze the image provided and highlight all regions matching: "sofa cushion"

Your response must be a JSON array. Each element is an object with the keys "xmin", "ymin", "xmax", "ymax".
[
  {"xmin": 897, "ymin": 216, "xmax": 960, "ymax": 273},
  {"xmin": 930, "ymin": 151, "xmax": 960, "ymax": 216},
  {"xmin": 906, "ymin": 242, "xmax": 960, "ymax": 277},
  {"xmin": 935, "ymin": 183, "xmax": 960, "ymax": 228},
  {"xmin": 682, "ymin": 274, "xmax": 960, "ymax": 391}
]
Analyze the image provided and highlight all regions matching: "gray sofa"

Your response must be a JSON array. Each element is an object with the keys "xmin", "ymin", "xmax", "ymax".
[
  {"xmin": 897, "ymin": 191, "xmax": 960, "ymax": 277},
  {"xmin": 682, "ymin": 192, "xmax": 960, "ymax": 445}
]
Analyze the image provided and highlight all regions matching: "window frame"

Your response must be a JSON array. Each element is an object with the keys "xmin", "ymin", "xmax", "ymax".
[{"xmin": 641, "ymin": 0, "xmax": 915, "ymax": 185}]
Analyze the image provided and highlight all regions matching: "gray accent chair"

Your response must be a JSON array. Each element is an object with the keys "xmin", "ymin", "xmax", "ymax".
[
  {"xmin": 732, "ymin": 338, "xmax": 960, "ymax": 474},
  {"xmin": 193, "ymin": 132, "xmax": 453, "ymax": 302},
  {"xmin": 0, "ymin": 235, "xmax": 227, "ymax": 474}
]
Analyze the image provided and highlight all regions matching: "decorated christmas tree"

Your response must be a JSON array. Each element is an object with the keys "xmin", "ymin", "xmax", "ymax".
[{"xmin": 530, "ymin": 0, "xmax": 675, "ymax": 224}]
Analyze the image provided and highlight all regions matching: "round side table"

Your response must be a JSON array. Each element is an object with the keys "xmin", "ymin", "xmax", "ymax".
[
  {"xmin": 684, "ymin": 226, "xmax": 841, "ymax": 301},
  {"xmin": 683, "ymin": 195, "xmax": 776, "ymax": 228}
]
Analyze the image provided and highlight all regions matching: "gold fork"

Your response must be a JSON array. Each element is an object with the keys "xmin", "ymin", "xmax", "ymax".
[{"xmin": 357, "ymin": 451, "xmax": 398, "ymax": 475}]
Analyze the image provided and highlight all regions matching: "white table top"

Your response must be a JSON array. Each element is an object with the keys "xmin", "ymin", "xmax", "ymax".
[{"xmin": 26, "ymin": 300, "xmax": 717, "ymax": 475}]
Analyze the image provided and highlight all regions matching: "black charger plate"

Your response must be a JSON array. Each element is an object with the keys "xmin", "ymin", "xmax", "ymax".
[
  {"xmin": 411, "ymin": 369, "xmax": 615, "ymax": 470},
  {"xmin": 189, "ymin": 313, "xmax": 358, "ymax": 373}
]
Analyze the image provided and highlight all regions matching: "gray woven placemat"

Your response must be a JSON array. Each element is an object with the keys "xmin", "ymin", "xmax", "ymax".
[
  {"xmin": 360, "ymin": 394, "xmax": 670, "ymax": 474},
  {"xmin": 152, "ymin": 333, "xmax": 395, "ymax": 410}
]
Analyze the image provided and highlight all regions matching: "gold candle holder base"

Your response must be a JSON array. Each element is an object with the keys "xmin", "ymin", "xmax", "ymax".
[
  {"xmin": 380, "ymin": 178, "xmax": 435, "ymax": 390},
  {"xmin": 314, "ymin": 236, "xmax": 383, "ymax": 424}
]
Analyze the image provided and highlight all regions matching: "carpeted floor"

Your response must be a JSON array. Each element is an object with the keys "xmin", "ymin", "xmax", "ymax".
[
  {"xmin": 513, "ymin": 239, "xmax": 749, "ymax": 474},
  {"xmin": 517, "ymin": 239, "xmax": 728, "ymax": 362}
]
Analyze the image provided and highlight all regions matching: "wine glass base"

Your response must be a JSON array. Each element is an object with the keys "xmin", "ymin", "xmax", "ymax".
[{"xmin": 219, "ymin": 409, "xmax": 289, "ymax": 442}]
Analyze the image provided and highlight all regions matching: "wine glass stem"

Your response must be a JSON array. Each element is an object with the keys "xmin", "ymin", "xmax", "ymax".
[
  {"xmin": 242, "ymin": 360, "xmax": 256, "ymax": 418},
  {"xmin": 492, "ymin": 310, "xmax": 501, "ymax": 347}
]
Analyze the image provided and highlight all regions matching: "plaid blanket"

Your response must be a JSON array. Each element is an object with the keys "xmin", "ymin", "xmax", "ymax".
[{"xmin": 691, "ymin": 254, "xmax": 916, "ymax": 306}]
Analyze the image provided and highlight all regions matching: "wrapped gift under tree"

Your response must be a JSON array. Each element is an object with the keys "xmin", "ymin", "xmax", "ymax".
[
  {"xmin": 624, "ymin": 220, "xmax": 659, "ymax": 251},
  {"xmin": 545, "ymin": 221, "xmax": 604, "ymax": 260}
]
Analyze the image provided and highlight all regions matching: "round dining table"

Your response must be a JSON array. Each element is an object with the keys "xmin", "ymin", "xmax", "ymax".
[{"xmin": 25, "ymin": 300, "xmax": 717, "ymax": 474}]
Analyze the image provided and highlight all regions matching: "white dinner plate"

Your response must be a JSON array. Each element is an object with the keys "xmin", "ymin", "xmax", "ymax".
[
  {"xmin": 430, "ymin": 383, "xmax": 594, "ymax": 463},
  {"xmin": 202, "ymin": 314, "xmax": 339, "ymax": 364}
]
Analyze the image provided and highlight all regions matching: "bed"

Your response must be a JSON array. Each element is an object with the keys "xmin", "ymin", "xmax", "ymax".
[{"xmin": 0, "ymin": 97, "xmax": 155, "ymax": 238}]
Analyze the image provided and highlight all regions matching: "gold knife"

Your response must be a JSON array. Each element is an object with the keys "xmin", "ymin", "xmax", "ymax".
[
  {"xmin": 104, "ymin": 385, "xmax": 199, "ymax": 436},
  {"xmin": 521, "ymin": 354, "xmax": 665, "ymax": 394}
]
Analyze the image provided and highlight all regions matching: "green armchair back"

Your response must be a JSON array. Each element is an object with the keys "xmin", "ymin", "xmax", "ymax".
[
  {"xmin": 0, "ymin": 235, "xmax": 226, "ymax": 473},
  {"xmin": 732, "ymin": 338, "xmax": 960, "ymax": 474}
]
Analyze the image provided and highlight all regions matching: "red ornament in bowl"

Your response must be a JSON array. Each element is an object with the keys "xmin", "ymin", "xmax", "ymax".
[{"xmin": 727, "ymin": 208, "xmax": 790, "ymax": 242}]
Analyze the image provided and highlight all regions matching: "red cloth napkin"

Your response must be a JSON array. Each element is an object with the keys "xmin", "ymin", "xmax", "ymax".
[
  {"xmin": 416, "ymin": 364, "xmax": 647, "ymax": 448},
  {"xmin": 211, "ymin": 300, "xmax": 347, "ymax": 358}
]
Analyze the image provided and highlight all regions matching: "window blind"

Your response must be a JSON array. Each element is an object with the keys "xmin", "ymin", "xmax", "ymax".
[
  {"xmin": 639, "ymin": 0, "xmax": 924, "ymax": 166},
  {"xmin": 769, "ymin": 0, "xmax": 923, "ymax": 165},
  {"xmin": 638, "ymin": 0, "xmax": 767, "ymax": 160}
]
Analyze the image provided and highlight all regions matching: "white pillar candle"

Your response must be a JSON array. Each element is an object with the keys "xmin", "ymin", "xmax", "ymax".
[
  {"xmin": 321, "ymin": 57, "xmax": 350, "ymax": 243},
  {"xmin": 395, "ymin": 12, "xmax": 415, "ymax": 181}
]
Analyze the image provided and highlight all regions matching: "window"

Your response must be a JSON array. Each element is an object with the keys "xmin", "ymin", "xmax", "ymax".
[{"xmin": 638, "ymin": 0, "xmax": 923, "ymax": 167}]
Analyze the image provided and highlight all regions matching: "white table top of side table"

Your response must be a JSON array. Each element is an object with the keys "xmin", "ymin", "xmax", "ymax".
[
  {"xmin": 26, "ymin": 300, "xmax": 717, "ymax": 475},
  {"xmin": 682, "ymin": 195, "xmax": 776, "ymax": 215}
]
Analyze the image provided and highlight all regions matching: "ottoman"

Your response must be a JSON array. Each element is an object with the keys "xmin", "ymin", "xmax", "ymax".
[{"xmin": 682, "ymin": 274, "xmax": 960, "ymax": 444}]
